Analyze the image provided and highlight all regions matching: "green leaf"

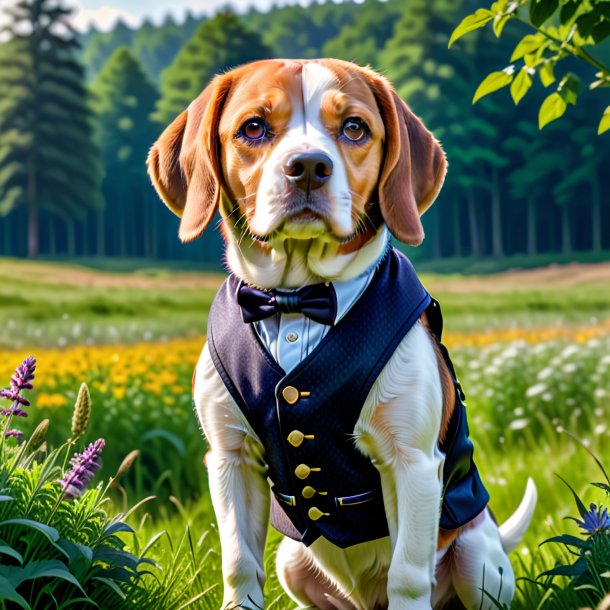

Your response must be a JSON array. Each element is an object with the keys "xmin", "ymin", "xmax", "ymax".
[
  {"xmin": 0, "ymin": 519, "xmax": 59, "ymax": 542},
  {"xmin": 0, "ymin": 543, "xmax": 23, "ymax": 565},
  {"xmin": 493, "ymin": 13, "xmax": 511, "ymax": 37},
  {"xmin": 540, "ymin": 557, "xmax": 587, "ymax": 578},
  {"xmin": 577, "ymin": 12, "xmax": 598, "ymax": 37},
  {"xmin": 540, "ymin": 534, "xmax": 589, "ymax": 549},
  {"xmin": 511, "ymin": 68, "xmax": 533, "ymax": 105},
  {"xmin": 530, "ymin": 0, "xmax": 559, "ymax": 27},
  {"xmin": 449, "ymin": 9, "xmax": 494, "ymax": 47},
  {"xmin": 558, "ymin": 72, "xmax": 581, "ymax": 105},
  {"xmin": 103, "ymin": 521, "xmax": 135, "ymax": 537},
  {"xmin": 17, "ymin": 560, "xmax": 88, "ymax": 595},
  {"xmin": 91, "ymin": 577, "xmax": 126, "ymax": 599},
  {"xmin": 560, "ymin": 0, "xmax": 579, "ymax": 24},
  {"xmin": 0, "ymin": 575, "xmax": 31, "ymax": 609},
  {"xmin": 511, "ymin": 34, "xmax": 545, "ymax": 61},
  {"xmin": 539, "ymin": 92, "xmax": 567, "ymax": 128},
  {"xmin": 591, "ymin": 19, "xmax": 610, "ymax": 43},
  {"xmin": 473, "ymin": 70, "xmax": 514, "ymax": 104},
  {"xmin": 598, "ymin": 107, "xmax": 610, "ymax": 135},
  {"xmin": 539, "ymin": 61, "xmax": 556, "ymax": 87}
]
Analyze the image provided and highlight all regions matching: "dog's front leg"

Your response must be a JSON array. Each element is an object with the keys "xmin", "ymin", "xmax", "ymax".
[
  {"xmin": 194, "ymin": 344, "xmax": 270, "ymax": 609},
  {"xmin": 359, "ymin": 324, "xmax": 444, "ymax": 610}
]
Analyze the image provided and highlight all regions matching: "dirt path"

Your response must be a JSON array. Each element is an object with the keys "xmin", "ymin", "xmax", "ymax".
[{"xmin": 2, "ymin": 259, "xmax": 610, "ymax": 292}]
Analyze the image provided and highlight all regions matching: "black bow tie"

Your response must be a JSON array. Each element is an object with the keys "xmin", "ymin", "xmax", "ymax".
[{"xmin": 237, "ymin": 282, "xmax": 337, "ymax": 326}]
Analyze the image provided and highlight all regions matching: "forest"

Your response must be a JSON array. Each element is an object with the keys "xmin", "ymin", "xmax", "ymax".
[{"xmin": 0, "ymin": 0, "xmax": 609, "ymax": 265}]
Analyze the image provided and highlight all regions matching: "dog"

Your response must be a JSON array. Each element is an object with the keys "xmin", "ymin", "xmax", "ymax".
[{"xmin": 148, "ymin": 59, "xmax": 537, "ymax": 610}]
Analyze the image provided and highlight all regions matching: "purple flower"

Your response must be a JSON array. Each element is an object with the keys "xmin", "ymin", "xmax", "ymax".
[
  {"xmin": 5, "ymin": 429, "xmax": 23, "ymax": 439},
  {"xmin": 60, "ymin": 439, "xmax": 105, "ymax": 499},
  {"xmin": 576, "ymin": 503, "xmax": 610, "ymax": 536},
  {"xmin": 1, "ymin": 356, "xmax": 36, "ymax": 419}
]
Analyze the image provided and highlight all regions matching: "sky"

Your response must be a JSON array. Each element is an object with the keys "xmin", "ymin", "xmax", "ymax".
[{"xmin": 62, "ymin": 0, "xmax": 344, "ymax": 31}]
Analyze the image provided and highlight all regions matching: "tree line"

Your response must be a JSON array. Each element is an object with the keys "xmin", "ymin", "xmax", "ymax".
[{"xmin": 0, "ymin": 0, "xmax": 608, "ymax": 262}]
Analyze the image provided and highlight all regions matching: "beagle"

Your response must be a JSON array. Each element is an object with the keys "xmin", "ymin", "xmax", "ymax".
[{"xmin": 148, "ymin": 59, "xmax": 537, "ymax": 610}]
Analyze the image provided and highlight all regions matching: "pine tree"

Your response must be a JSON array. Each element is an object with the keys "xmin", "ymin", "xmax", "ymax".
[
  {"xmin": 89, "ymin": 47, "xmax": 160, "ymax": 257},
  {"xmin": 0, "ymin": 0, "xmax": 103, "ymax": 257},
  {"xmin": 323, "ymin": 0, "xmax": 402, "ymax": 69},
  {"xmin": 154, "ymin": 11, "xmax": 272, "ymax": 125}
]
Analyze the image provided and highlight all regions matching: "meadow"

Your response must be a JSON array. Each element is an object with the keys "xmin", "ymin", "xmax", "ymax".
[{"xmin": 1, "ymin": 258, "xmax": 610, "ymax": 609}]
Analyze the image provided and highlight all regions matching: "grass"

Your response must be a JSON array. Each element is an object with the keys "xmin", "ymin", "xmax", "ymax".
[
  {"xmin": 1, "ymin": 257, "xmax": 610, "ymax": 608},
  {"xmin": 2, "ymin": 257, "xmax": 610, "ymax": 348}
]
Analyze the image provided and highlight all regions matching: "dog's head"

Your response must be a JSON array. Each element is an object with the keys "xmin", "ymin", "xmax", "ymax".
[{"xmin": 148, "ymin": 59, "xmax": 446, "ymax": 287}]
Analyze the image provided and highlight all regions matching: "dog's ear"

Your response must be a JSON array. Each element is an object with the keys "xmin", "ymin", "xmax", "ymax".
[
  {"xmin": 147, "ymin": 74, "xmax": 232, "ymax": 242},
  {"xmin": 367, "ymin": 74, "xmax": 447, "ymax": 246}
]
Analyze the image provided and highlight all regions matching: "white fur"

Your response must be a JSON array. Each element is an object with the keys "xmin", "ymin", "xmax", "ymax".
[{"xmin": 251, "ymin": 62, "xmax": 352, "ymax": 239}]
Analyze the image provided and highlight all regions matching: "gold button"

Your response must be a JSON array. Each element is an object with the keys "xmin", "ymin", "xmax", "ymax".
[
  {"xmin": 282, "ymin": 386, "xmax": 300, "ymax": 405},
  {"xmin": 308, "ymin": 507, "xmax": 329, "ymax": 521},
  {"xmin": 302, "ymin": 486, "xmax": 316, "ymax": 499},
  {"xmin": 288, "ymin": 431, "xmax": 304, "ymax": 447},
  {"xmin": 295, "ymin": 464, "xmax": 320, "ymax": 479},
  {"xmin": 287, "ymin": 431, "xmax": 315, "ymax": 448}
]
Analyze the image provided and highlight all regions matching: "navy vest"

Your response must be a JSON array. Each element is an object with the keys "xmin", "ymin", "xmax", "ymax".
[{"xmin": 207, "ymin": 248, "xmax": 489, "ymax": 548}]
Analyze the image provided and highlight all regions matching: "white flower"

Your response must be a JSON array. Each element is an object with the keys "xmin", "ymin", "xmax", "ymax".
[
  {"xmin": 502, "ymin": 346, "xmax": 518, "ymax": 359},
  {"xmin": 594, "ymin": 388, "xmax": 606, "ymax": 399},
  {"xmin": 509, "ymin": 418, "xmax": 529, "ymax": 430},
  {"xmin": 562, "ymin": 363, "xmax": 577, "ymax": 374},
  {"xmin": 594, "ymin": 424, "xmax": 607, "ymax": 436},
  {"xmin": 537, "ymin": 367, "xmax": 553, "ymax": 381},
  {"xmin": 542, "ymin": 392, "xmax": 552, "ymax": 402},
  {"xmin": 595, "ymin": 408, "xmax": 604, "ymax": 417},
  {"xmin": 513, "ymin": 407, "xmax": 524, "ymax": 417},
  {"xmin": 561, "ymin": 345, "xmax": 580, "ymax": 359},
  {"xmin": 566, "ymin": 397, "xmax": 576, "ymax": 406},
  {"xmin": 526, "ymin": 383, "xmax": 547, "ymax": 398},
  {"xmin": 601, "ymin": 355, "xmax": 610, "ymax": 366}
]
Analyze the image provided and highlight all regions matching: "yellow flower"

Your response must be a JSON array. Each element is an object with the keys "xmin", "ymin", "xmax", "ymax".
[{"xmin": 36, "ymin": 393, "xmax": 68, "ymax": 409}]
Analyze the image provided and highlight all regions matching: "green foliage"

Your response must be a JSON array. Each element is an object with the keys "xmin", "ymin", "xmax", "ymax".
[
  {"xmin": 0, "ymin": 362, "xmax": 161, "ymax": 608},
  {"xmin": 450, "ymin": 0, "xmax": 610, "ymax": 132},
  {"xmin": 0, "ymin": 0, "xmax": 103, "ymax": 257},
  {"xmin": 154, "ymin": 12, "xmax": 272, "ymax": 125},
  {"xmin": 323, "ymin": 0, "xmax": 402, "ymax": 68}
]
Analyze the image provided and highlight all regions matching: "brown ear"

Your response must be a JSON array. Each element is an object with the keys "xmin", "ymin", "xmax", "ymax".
[
  {"xmin": 368, "ymin": 74, "xmax": 447, "ymax": 246},
  {"xmin": 147, "ymin": 74, "xmax": 232, "ymax": 242}
]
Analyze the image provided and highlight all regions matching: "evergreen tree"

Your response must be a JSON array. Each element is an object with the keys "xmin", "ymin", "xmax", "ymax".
[
  {"xmin": 90, "ymin": 47, "xmax": 160, "ymax": 258},
  {"xmin": 131, "ymin": 18, "xmax": 184, "ymax": 82},
  {"xmin": 323, "ymin": 0, "xmax": 402, "ymax": 69},
  {"xmin": 82, "ymin": 19, "xmax": 135, "ymax": 80},
  {"xmin": 0, "ymin": 0, "xmax": 103, "ymax": 257},
  {"xmin": 154, "ymin": 12, "xmax": 272, "ymax": 125}
]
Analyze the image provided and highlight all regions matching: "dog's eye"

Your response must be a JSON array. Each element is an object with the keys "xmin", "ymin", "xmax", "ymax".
[
  {"xmin": 240, "ymin": 118, "xmax": 267, "ymax": 141},
  {"xmin": 341, "ymin": 117, "xmax": 368, "ymax": 142}
]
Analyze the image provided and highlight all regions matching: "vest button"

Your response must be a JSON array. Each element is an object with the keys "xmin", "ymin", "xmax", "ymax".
[
  {"xmin": 295, "ymin": 464, "xmax": 320, "ymax": 479},
  {"xmin": 302, "ymin": 486, "xmax": 316, "ymax": 499},
  {"xmin": 288, "ymin": 430, "xmax": 304, "ymax": 447},
  {"xmin": 308, "ymin": 507, "xmax": 329, "ymax": 521},
  {"xmin": 287, "ymin": 430, "xmax": 315, "ymax": 447},
  {"xmin": 282, "ymin": 386, "xmax": 300, "ymax": 405}
]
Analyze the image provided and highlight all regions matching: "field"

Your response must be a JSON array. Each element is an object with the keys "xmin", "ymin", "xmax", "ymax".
[{"xmin": 1, "ymin": 258, "xmax": 610, "ymax": 609}]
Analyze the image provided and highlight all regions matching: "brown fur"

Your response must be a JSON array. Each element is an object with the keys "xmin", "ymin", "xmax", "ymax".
[{"xmin": 148, "ymin": 59, "xmax": 447, "ymax": 249}]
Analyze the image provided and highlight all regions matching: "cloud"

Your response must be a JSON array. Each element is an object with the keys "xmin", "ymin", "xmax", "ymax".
[{"xmin": 70, "ymin": 5, "xmax": 140, "ymax": 32}]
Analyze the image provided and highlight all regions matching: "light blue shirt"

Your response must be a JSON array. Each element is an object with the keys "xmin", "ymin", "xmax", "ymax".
[{"xmin": 255, "ymin": 269, "xmax": 376, "ymax": 374}]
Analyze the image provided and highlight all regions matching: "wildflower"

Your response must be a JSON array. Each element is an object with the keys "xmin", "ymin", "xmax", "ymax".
[
  {"xmin": 508, "ymin": 418, "xmax": 529, "ymax": 430},
  {"xmin": 71, "ymin": 383, "xmax": 91, "ymax": 439},
  {"xmin": 5, "ymin": 429, "xmax": 23, "ymax": 439},
  {"xmin": 1, "ymin": 356, "xmax": 36, "ymax": 418},
  {"xmin": 526, "ymin": 383, "xmax": 546, "ymax": 398},
  {"xmin": 576, "ymin": 503, "xmax": 610, "ymax": 537},
  {"xmin": 60, "ymin": 439, "xmax": 105, "ymax": 500}
]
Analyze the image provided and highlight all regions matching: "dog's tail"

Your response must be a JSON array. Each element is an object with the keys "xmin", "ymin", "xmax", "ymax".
[{"xmin": 498, "ymin": 477, "xmax": 537, "ymax": 553}]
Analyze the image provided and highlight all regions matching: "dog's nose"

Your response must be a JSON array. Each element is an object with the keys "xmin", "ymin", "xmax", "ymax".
[{"xmin": 283, "ymin": 152, "xmax": 333, "ymax": 192}]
